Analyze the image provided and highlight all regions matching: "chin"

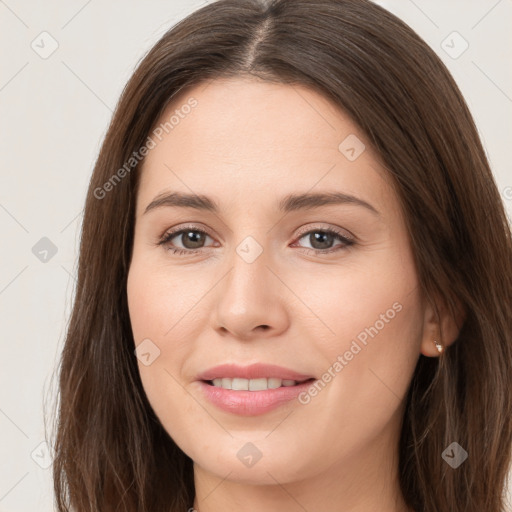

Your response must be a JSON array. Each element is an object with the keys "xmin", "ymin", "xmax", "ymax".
[{"xmin": 187, "ymin": 434, "xmax": 316, "ymax": 485}]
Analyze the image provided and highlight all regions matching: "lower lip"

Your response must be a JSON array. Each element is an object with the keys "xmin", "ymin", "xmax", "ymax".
[{"xmin": 197, "ymin": 379, "xmax": 316, "ymax": 416}]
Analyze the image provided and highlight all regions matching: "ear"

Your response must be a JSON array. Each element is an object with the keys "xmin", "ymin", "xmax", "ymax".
[{"xmin": 420, "ymin": 292, "xmax": 466, "ymax": 357}]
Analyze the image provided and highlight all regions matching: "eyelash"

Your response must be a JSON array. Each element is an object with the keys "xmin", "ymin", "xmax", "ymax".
[{"xmin": 157, "ymin": 225, "xmax": 355, "ymax": 256}]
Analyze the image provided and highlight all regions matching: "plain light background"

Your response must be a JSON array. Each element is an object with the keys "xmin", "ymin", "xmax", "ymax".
[{"xmin": 0, "ymin": 0, "xmax": 511, "ymax": 510}]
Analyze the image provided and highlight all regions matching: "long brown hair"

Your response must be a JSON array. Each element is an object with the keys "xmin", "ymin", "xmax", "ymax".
[{"xmin": 49, "ymin": 0, "xmax": 512, "ymax": 510}]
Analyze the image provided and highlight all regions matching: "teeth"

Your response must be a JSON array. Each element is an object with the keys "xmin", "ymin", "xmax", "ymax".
[
  {"xmin": 210, "ymin": 377, "xmax": 300, "ymax": 390},
  {"xmin": 221, "ymin": 378, "xmax": 232, "ymax": 390},
  {"xmin": 267, "ymin": 377, "xmax": 282, "ymax": 389},
  {"xmin": 232, "ymin": 378, "xmax": 249, "ymax": 390}
]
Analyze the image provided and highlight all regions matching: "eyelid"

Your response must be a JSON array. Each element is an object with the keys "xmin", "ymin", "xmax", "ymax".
[
  {"xmin": 159, "ymin": 223, "xmax": 214, "ymax": 241},
  {"xmin": 159, "ymin": 223, "xmax": 354, "ymax": 242},
  {"xmin": 294, "ymin": 223, "xmax": 355, "ymax": 242}
]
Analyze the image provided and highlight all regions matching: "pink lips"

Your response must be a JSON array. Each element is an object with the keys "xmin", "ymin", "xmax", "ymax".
[{"xmin": 196, "ymin": 363, "xmax": 316, "ymax": 416}]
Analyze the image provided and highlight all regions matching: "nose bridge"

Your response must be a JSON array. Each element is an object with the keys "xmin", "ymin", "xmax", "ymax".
[
  {"xmin": 213, "ymin": 230, "xmax": 289, "ymax": 338},
  {"xmin": 224, "ymin": 232, "xmax": 272, "ymax": 309}
]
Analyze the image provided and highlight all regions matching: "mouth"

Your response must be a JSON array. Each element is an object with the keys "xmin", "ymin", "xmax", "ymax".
[
  {"xmin": 195, "ymin": 363, "xmax": 317, "ymax": 415},
  {"xmin": 196, "ymin": 371, "xmax": 318, "ymax": 416},
  {"xmin": 203, "ymin": 377, "xmax": 316, "ymax": 391}
]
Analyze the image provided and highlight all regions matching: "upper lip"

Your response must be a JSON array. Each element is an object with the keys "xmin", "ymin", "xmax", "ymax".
[{"xmin": 197, "ymin": 363, "xmax": 316, "ymax": 382}]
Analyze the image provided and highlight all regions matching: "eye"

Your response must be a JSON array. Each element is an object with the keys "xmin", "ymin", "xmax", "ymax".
[
  {"xmin": 157, "ymin": 225, "xmax": 355, "ymax": 256},
  {"xmin": 292, "ymin": 227, "xmax": 355, "ymax": 254},
  {"xmin": 158, "ymin": 226, "xmax": 216, "ymax": 255}
]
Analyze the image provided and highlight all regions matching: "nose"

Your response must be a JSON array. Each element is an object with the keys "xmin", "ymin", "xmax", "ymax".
[{"xmin": 212, "ymin": 243, "xmax": 290, "ymax": 341}]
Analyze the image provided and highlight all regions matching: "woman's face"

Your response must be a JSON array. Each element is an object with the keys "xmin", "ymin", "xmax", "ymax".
[{"xmin": 127, "ymin": 77, "xmax": 432, "ymax": 486}]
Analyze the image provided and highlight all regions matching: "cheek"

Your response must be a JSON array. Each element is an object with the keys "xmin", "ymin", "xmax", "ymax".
[
  {"xmin": 126, "ymin": 258, "xmax": 200, "ymax": 429},
  {"xmin": 304, "ymin": 243, "xmax": 421, "ymax": 357},
  {"xmin": 279, "ymin": 263, "xmax": 423, "ymax": 475},
  {"xmin": 298, "ymin": 240, "xmax": 423, "ymax": 414},
  {"xmin": 127, "ymin": 254, "xmax": 200, "ymax": 344},
  {"xmin": 127, "ymin": 256, "xmax": 184, "ymax": 377},
  {"xmin": 289, "ymin": 246, "xmax": 421, "ymax": 424}
]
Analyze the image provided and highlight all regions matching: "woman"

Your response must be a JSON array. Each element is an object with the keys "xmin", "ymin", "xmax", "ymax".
[{"xmin": 50, "ymin": 0, "xmax": 512, "ymax": 511}]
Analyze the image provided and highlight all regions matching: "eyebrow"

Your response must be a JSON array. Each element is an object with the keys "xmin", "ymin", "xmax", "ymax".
[{"xmin": 143, "ymin": 191, "xmax": 380, "ymax": 217}]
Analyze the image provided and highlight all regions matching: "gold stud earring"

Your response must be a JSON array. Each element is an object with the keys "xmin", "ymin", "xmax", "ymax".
[{"xmin": 433, "ymin": 339, "xmax": 444, "ymax": 354}]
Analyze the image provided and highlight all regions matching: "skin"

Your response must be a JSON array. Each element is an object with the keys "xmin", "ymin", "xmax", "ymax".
[{"xmin": 126, "ymin": 77, "xmax": 461, "ymax": 512}]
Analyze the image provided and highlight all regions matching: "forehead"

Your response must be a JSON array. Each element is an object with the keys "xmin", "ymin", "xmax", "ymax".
[
  {"xmin": 136, "ymin": 77, "xmax": 397, "ymax": 218},
  {"xmin": 146, "ymin": 77, "xmax": 364, "ymax": 161}
]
